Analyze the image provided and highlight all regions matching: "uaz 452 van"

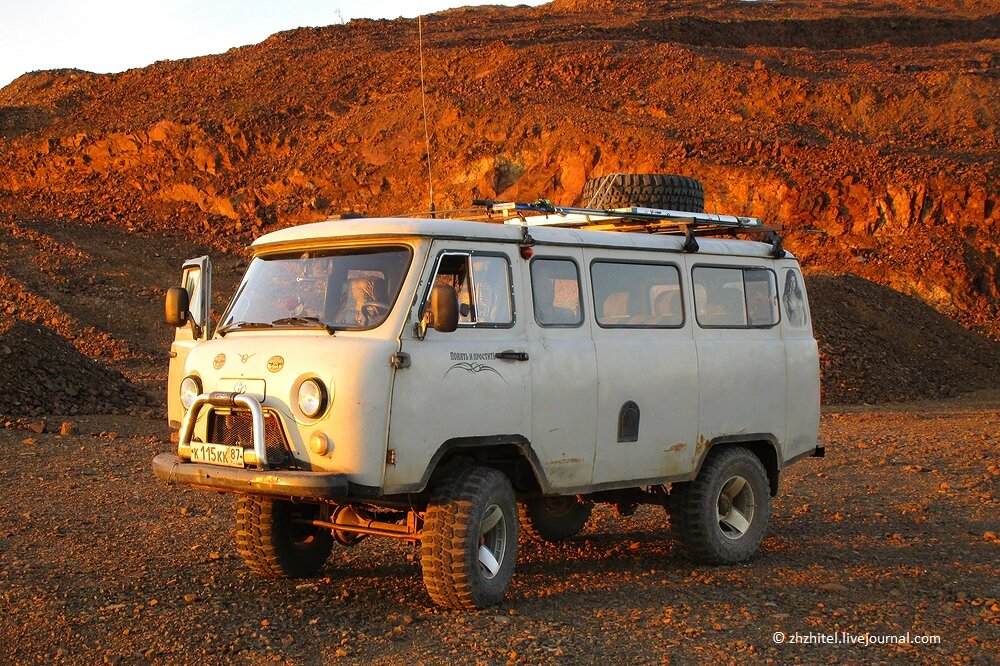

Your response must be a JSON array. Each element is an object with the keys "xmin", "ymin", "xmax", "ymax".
[{"xmin": 154, "ymin": 178, "xmax": 822, "ymax": 609}]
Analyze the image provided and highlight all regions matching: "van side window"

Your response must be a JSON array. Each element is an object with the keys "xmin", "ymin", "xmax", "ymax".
[
  {"xmin": 745, "ymin": 269, "xmax": 779, "ymax": 326},
  {"xmin": 431, "ymin": 253, "xmax": 513, "ymax": 326},
  {"xmin": 592, "ymin": 261, "xmax": 683, "ymax": 328},
  {"xmin": 693, "ymin": 266, "xmax": 778, "ymax": 328},
  {"xmin": 531, "ymin": 258, "xmax": 583, "ymax": 327}
]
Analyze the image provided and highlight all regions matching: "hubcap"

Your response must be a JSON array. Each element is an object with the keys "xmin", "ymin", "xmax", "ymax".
[
  {"xmin": 717, "ymin": 475, "xmax": 755, "ymax": 540},
  {"xmin": 478, "ymin": 504, "xmax": 507, "ymax": 579}
]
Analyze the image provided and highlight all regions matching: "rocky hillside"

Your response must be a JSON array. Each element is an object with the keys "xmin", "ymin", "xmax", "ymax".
[{"xmin": 0, "ymin": 0, "xmax": 998, "ymax": 337}]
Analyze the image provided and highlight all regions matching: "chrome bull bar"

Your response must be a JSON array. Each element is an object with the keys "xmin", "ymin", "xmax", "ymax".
[{"xmin": 178, "ymin": 392, "xmax": 268, "ymax": 469}]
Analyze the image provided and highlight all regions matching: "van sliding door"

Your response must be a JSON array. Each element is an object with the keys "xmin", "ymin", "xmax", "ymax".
[{"xmin": 588, "ymin": 254, "xmax": 699, "ymax": 486}]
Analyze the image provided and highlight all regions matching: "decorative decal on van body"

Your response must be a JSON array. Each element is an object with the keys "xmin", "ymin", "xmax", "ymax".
[
  {"xmin": 445, "ymin": 363, "xmax": 506, "ymax": 382},
  {"xmin": 445, "ymin": 353, "xmax": 507, "ymax": 383}
]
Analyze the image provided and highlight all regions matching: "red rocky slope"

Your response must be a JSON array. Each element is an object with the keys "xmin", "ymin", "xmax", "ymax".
[{"xmin": 0, "ymin": 0, "xmax": 997, "ymax": 338}]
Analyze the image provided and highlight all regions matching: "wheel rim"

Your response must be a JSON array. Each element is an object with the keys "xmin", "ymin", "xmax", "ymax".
[
  {"xmin": 716, "ymin": 475, "xmax": 755, "ymax": 540},
  {"xmin": 478, "ymin": 503, "xmax": 507, "ymax": 579}
]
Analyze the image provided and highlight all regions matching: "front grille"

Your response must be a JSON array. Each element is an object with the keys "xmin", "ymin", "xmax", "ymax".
[{"xmin": 208, "ymin": 409, "xmax": 292, "ymax": 467}]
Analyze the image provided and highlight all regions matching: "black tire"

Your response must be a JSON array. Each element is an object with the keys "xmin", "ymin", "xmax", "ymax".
[
  {"xmin": 581, "ymin": 173, "xmax": 705, "ymax": 213},
  {"xmin": 519, "ymin": 496, "xmax": 593, "ymax": 542},
  {"xmin": 235, "ymin": 496, "xmax": 333, "ymax": 578},
  {"xmin": 668, "ymin": 447, "xmax": 771, "ymax": 564},
  {"xmin": 421, "ymin": 466, "xmax": 518, "ymax": 609}
]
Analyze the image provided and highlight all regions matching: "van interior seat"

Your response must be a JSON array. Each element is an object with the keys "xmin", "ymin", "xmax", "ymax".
[
  {"xmin": 541, "ymin": 304, "xmax": 579, "ymax": 325},
  {"xmin": 336, "ymin": 275, "xmax": 386, "ymax": 325},
  {"xmin": 703, "ymin": 285, "xmax": 746, "ymax": 325}
]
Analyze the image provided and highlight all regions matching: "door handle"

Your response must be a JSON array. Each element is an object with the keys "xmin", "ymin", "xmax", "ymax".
[{"xmin": 495, "ymin": 350, "xmax": 529, "ymax": 361}]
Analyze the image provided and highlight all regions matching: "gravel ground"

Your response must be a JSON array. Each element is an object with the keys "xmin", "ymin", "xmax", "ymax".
[{"xmin": 1, "ymin": 393, "xmax": 997, "ymax": 665}]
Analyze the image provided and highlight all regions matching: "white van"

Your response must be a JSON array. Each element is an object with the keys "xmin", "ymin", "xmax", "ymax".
[{"xmin": 154, "ymin": 193, "xmax": 822, "ymax": 609}]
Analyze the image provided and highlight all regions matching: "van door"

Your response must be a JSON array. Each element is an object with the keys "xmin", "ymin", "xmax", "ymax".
[
  {"xmin": 778, "ymin": 265, "xmax": 821, "ymax": 459},
  {"xmin": 689, "ymin": 260, "xmax": 787, "ymax": 455},
  {"xmin": 167, "ymin": 256, "xmax": 212, "ymax": 428},
  {"xmin": 385, "ymin": 244, "xmax": 530, "ymax": 492},
  {"xmin": 587, "ymin": 255, "xmax": 699, "ymax": 486},
  {"xmin": 522, "ymin": 252, "xmax": 597, "ymax": 491}
]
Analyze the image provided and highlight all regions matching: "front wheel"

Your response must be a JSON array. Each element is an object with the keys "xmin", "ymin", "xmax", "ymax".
[
  {"xmin": 669, "ymin": 447, "xmax": 771, "ymax": 564},
  {"xmin": 421, "ymin": 466, "xmax": 518, "ymax": 609},
  {"xmin": 235, "ymin": 497, "xmax": 333, "ymax": 578}
]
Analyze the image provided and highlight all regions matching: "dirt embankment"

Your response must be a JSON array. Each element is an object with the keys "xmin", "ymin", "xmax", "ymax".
[
  {"xmin": 0, "ymin": 0, "xmax": 997, "ymax": 412},
  {"xmin": 0, "ymin": 318, "xmax": 146, "ymax": 417},
  {"xmin": 807, "ymin": 274, "xmax": 1000, "ymax": 405},
  {"xmin": 0, "ymin": 0, "xmax": 997, "ymax": 336}
]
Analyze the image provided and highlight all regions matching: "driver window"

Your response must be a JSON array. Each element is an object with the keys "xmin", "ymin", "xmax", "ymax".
[
  {"xmin": 430, "ymin": 253, "xmax": 512, "ymax": 326},
  {"xmin": 472, "ymin": 256, "xmax": 512, "ymax": 324}
]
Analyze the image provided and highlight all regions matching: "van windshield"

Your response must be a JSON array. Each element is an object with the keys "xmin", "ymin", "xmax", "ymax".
[{"xmin": 219, "ymin": 246, "xmax": 412, "ymax": 333}]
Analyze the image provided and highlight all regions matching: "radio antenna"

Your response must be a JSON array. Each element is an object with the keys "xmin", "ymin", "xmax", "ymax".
[{"xmin": 417, "ymin": 12, "xmax": 436, "ymax": 217}]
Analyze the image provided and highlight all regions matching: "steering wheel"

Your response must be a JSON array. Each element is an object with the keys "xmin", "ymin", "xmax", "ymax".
[{"xmin": 362, "ymin": 302, "xmax": 390, "ymax": 321}]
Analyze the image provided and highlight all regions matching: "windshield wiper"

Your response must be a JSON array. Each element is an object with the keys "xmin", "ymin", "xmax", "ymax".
[
  {"xmin": 271, "ymin": 316, "xmax": 338, "ymax": 335},
  {"xmin": 216, "ymin": 321, "xmax": 274, "ymax": 336}
]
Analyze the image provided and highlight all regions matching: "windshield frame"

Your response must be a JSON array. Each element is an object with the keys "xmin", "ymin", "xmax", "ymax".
[{"xmin": 217, "ymin": 244, "xmax": 414, "ymax": 335}]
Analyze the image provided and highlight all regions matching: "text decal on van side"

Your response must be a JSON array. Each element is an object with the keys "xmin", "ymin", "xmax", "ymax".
[{"xmin": 449, "ymin": 352, "xmax": 497, "ymax": 361}]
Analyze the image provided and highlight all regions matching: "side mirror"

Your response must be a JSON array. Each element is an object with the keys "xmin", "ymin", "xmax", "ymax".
[
  {"xmin": 165, "ymin": 286, "xmax": 190, "ymax": 328},
  {"xmin": 430, "ymin": 285, "xmax": 459, "ymax": 333},
  {"xmin": 416, "ymin": 285, "xmax": 459, "ymax": 339}
]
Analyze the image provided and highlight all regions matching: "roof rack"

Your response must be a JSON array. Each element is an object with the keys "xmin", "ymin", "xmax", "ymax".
[{"xmin": 472, "ymin": 199, "xmax": 786, "ymax": 257}]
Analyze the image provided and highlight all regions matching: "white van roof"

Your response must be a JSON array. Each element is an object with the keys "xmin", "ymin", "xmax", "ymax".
[{"xmin": 251, "ymin": 217, "xmax": 792, "ymax": 259}]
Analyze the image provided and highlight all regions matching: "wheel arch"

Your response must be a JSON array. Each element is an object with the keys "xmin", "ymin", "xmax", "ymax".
[
  {"xmin": 693, "ymin": 435, "xmax": 781, "ymax": 496},
  {"xmin": 407, "ymin": 435, "xmax": 548, "ymax": 496}
]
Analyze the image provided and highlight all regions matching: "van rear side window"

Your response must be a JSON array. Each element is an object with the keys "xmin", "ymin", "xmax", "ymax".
[
  {"xmin": 693, "ymin": 266, "xmax": 778, "ymax": 328},
  {"xmin": 592, "ymin": 261, "xmax": 683, "ymax": 328},
  {"xmin": 531, "ymin": 259, "xmax": 583, "ymax": 327}
]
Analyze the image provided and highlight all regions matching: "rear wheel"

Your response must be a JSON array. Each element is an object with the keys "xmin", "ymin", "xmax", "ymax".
[
  {"xmin": 519, "ymin": 496, "xmax": 593, "ymax": 542},
  {"xmin": 421, "ymin": 466, "xmax": 518, "ymax": 609},
  {"xmin": 581, "ymin": 173, "xmax": 705, "ymax": 213},
  {"xmin": 669, "ymin": 447, "xmax": 770, "ymax": 564},
  {"xmin": 235, "ymin": 497, "xmax": 333, "ymax": 578}
]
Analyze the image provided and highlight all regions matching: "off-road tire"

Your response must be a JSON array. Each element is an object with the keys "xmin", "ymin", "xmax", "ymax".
[
  {"xmin": 235, "ymin": 496, "xmax": 333, "ymax": 578},
  {"xmin": 581, "ymin": 173, "xmax": 705, "ymax": 213},
  {"xmin": 669, "ymin": 447, "xmax": 771, "ymax": 564},
  {"xmin": 421, "ymin": 466, "xmax": 518, "ymax": 609},
  {"xmin": 519, "ymin": 496, "xmax": 593, "ymax": 542}
]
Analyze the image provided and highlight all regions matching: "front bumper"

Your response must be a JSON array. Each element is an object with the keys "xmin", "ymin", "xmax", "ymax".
[
  {"xmin": 152, "ymin": 453, "xmax": 349, "ymax": 499},
  {"xmin": 154, "ymin": 391, "xmax": 349, "ymax": 500}
]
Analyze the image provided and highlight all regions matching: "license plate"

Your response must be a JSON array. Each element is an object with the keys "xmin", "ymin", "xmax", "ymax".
[{"xmin": 190, "ymin": 443, "xmax": 245, "ymax": 468}]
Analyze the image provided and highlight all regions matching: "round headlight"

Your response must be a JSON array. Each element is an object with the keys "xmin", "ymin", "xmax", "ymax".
[
  {"xmin": 180, "ymin": 376, "xmax": 201, "ymax": 411},
  {"xmin": 297, "ymin": 379, "xmax": 327, "ymax": 418}
]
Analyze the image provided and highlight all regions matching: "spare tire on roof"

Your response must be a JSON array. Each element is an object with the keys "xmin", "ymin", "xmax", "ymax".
[{"xmin": 581, "ymin": 173, "xmax": 705, "ymax": 213}]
